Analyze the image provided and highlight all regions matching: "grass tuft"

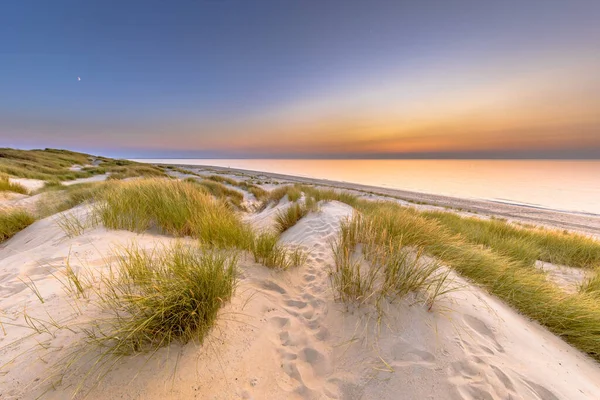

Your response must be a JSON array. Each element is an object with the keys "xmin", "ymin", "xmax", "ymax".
[
  {"xmin": 251, "ymin": 232, "xmax": 307, "ymax": 269},
  {"xmin": 329, "ymin": 214, "xmax": 451, "ymax": 308},
  {"xmin": 274, "ymin": 202, "xmax": 310, "ymax": 233},
  {"xmin": 0, "ymin": 208, "xmax": 36, "ymax": 242},
  {"xmin": 89, "ymin": 243, "xmax": 238, "ymax": 355},
  {"xmin": 0, "ymin": 174, "xmax": 28, "ymax": 194},
  {"xmin": 96, "ymin": 178, "xmax": 252, "ymax": 248}
]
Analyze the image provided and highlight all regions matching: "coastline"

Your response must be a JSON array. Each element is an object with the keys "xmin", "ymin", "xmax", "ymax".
[{"xmin": 163, "ymin": 162, "xmax": 600, "ymax": 237}]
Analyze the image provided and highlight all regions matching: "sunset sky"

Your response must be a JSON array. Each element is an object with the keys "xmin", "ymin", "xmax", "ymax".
[{"xmin": 2, "ymin": 1, "xmax": 599, "ymax": 158}]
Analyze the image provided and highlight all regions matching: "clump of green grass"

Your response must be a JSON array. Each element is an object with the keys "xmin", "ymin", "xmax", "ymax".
[
  {"xmin": 353, "ymin": 201, "xmax": 600, "ymax": 361},
  {"xmin": 0, "ymin": 174, "xmax": 28, "ymax": 194},
  {"xmin": 329, "ymin": 214, "xmax": 451, "ymax": 308},
  {"xmin": 0, "ymin": 147, "xmax": 166, "ymax": 182},
  {"xmin": 96, "ymin": 179, "xmax": 252, "ymax": 248},
  {"xmin": 297, "ymin": 185, "xmax": 359, "ymax": 207},
  {"xmin": 192, "ymin": 179, "xmax": 245, "ymax": 209},
  {"xmin": 36, "ymin": 181, "xmax": 108, "ymax": 218},
  {"xmin": 237, "ymin": 181, "xmax": 267, "ymax": 200},
  {"xmin": 262, "ymin": 185, "xmax": 302, "ymax": 208},
  {"xmin": 580, "ymin": 269, "xmax": 600, "ymax": 298},
  {"xmin": 422, "ymin": 210, "xmax": 600, "ymax": 269},
  {"xmin": 274, "ymin": 202, "xmax": 311, "ymax": 233},
  {"xmin": 206, "ymin": 174, "xmax": 238, "ymax": 185},
  {"xmin": 0, "ymin": 208, "xmax": 36, "ymax": 242},
  {"xmin": 251, "ymin": 232, "xmax": 307, "ymax": 269},
  {"xmin": 91, "ymin": 243, "xmax": 238, "ymax": 354}
]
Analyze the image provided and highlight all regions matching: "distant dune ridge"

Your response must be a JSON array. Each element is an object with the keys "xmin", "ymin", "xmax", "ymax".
[{"xmin": 1, "ymin": 148, "xmax": 600, "ymax": 399}]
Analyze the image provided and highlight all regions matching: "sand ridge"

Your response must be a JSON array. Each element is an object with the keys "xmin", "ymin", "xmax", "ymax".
[{"xmin": 1, "ymin": 191, "xmax": 600, "ymax": 398}]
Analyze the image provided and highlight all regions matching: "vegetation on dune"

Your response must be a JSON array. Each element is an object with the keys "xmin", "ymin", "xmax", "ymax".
[
  {"xmin": 91, "ymin": 243, "xmax": 238, "ymax": 354},
  {"xmin": 206, "ymin": 174, "xmax": 239, "ymax": 186},
  {"xmin": 41, "ymin": 243, "xmax": 238, "ymax": 396},
  {"xmin": 262, "ymin": 184, "xmax": 358, "ymax": 211},
  {"xmin": 580, "ymin": 269, "xmax": 600, "ymax": 298},
  {"xmin": 422, "ymin": 211, "xmax": 600, "ymax": 269},
  {"xmin": 0, "ymin": 174, "xmax": 28, "ymax": 194},
  {"xmin": 330, "ymin": 214, "xmax": 451, "ymax": 308},
  {"xmin": 348, "ymin": 201, "xmax": 600, "ymax": 361},
  {"xmin": 185, "ymin": 178, "xmax": 245, "ymax": 209},
  {"xmin": 0, "ymin": 148, "xmax": 166, "ymax": 182},
  {"xmin": 0, "ymin": 208, "xmax": 36, "ymax": 242},
  {"xmin": 274, "ymin": 201, "xmax": 314, "ymax": 233},
  {"xmin": 251, "ymin": 232, "xmax": 307, "ymax": 269},
  {"xmin": 36, "ymin": 182, "xmax": 108, "ymax": 218},
  {"xmin": 96, "ymin": 179, "xmax": 252, "ymax": 248}
]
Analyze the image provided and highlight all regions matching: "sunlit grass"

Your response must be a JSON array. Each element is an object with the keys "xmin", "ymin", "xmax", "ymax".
[
  {"xmin": 0, "ymin": 208, "xmax": 36, "ymax": 242},
  {"xmin": 96, "ymin": 178, "xmax": 252, "ymax": 248},
  {"xmin": 91, "ymin": 243, "xmax": 238, "ymax": 354},
  {"xmin": 329, "ymin": 214, "xmax": 451, "ymax": 308},
  {"xmin": 274, "ymin": 202, "xmax": 311, "ymax": 233},
  {"xmin": 422, "ymin": 210, "xmax": 600, "ymax": 269},
  {"xmin": 251, "ymin": 232, "xmax": 307, "ymax": 269},
  {"xmin": 187, "ymin": 178, "xmax": 245, "ymax": 209},
  {"xmin": 36, "ymin": 182, "xmax": 108, "ymax": 218},
  {"xmin": 352, "ymin": 201, "xmax": 600, "ymax": 361},
  {"xmin": 0, "ymin": 147, "xmax": 166, "ymax": 181},
  {"xmin": 0, "ymin": 174, "xmax": 28, "ymax": 194}
]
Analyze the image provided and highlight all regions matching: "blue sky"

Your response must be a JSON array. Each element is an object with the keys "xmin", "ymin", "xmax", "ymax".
[{"xmin": 1, "ymin": 0, "xmax": 599, "ymax": 158}]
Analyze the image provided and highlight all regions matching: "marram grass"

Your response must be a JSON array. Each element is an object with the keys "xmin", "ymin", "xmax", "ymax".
[
  {"xmin": 0, "ymin": 208, "xmax": 35, "ymax": 242},
  {"xmin": 352, "ymin": 201, "xmax": 600, "ymax": 361},
  {"xmin": 251, "ymin": 232, "xmax": 307, "ymax": 269},
  {"xmin": 93, "ymin": 243, "xmax": 238, "ymax": 354},
  {"xmin": 95, "ymin": 178, "xmax": 253, "ymax": 248},
  {"xmin": 0, "ymin": 174, "xmax": 28, "ymax": 194},
  {"xmin": 422, "ymin": 210, "xmax": 600, "ymax": 269},
  {"xmin": 274, "ymin": 202, "xmax": 311, "ymax": 233}
]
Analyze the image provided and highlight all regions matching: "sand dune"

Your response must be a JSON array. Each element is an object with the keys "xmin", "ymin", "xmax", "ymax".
[{"xmin": 1, "ymin": 184, "xmax": 600, "ymax": 399}]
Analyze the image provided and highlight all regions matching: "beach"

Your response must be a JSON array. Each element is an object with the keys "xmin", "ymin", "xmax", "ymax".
[
  {"xmin": 2, "ymin": 150, "xmax": 600, "ymax": 399},
  {"xmin": 166, "ymin": 162, "xmax": 600, "ymax": 237}
]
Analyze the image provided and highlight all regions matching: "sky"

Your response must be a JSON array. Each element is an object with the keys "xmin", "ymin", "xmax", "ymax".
[{"xmin": 1, "ymin": 0, "xmax": 599, "ymax": 159}]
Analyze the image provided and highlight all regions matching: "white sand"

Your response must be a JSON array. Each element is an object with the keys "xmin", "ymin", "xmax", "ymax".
[
  {"xmin": 535, "ymin": 260, "xmax": 590, "ymax": 294},
  {"xmin": 1, "ymin": 197, "xmax": 600, "ymax": 399},
  {"xmin": 8, "ymin": 177, "xmax": 46, "ymax": 193}
]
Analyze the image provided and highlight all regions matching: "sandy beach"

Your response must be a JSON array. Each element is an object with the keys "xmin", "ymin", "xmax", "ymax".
[
  {"xmin": 1, "ymin": 154, "xmax": 600, "ymax": 400},
  {"xmin": 169, "ymin": 163, "xmax": 600, "ymax": 237}
]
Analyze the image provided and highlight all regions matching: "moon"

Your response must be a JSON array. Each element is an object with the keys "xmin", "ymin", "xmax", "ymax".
[{"xmin": 77, "ymin": 77, "xmax": 81, "ymax": 81}]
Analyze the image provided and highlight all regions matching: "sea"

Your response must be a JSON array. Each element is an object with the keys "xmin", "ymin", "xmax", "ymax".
[{"xmin": 133, "ymin": 159, "xmax": 600, "ymax": 215}]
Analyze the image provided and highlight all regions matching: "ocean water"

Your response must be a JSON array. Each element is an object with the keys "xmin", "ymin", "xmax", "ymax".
[{"xmin": 134, "ymin": 159, "xmax": 600, "ymax": 215}]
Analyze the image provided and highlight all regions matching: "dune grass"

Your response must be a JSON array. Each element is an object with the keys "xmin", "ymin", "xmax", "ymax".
[
  {"xmin": 206, "ymin": 174, "xmax": 239, "ymax": 186},
  {"xmin": 0, "ymin": 174, "xmax": 28, "ymax": 194},
  {"xmin": 237, "ymin": 181, "xmax": 267, "ymax": 200},
  {"xmin": 90, "ymin": 243, "xmax": 238, "ymax": 354},
  {"xmin": 422, "ymin": 211, "xmax": 600, "ymax": 269},
  {"xmin": 330, "ymin": 214, "xmax": 451, "ymax": 308},
  {"xmin": 45, "ymin": 243, "xmax": 238, "ymax": 396},
  {"xmin": 96, "ymin": 179, "xmax": 252, "ymax": 248},
  {"xmin": 274, "ymin": 202, "xmax": 311, "ymax": 233},
  {"xmin": 297, "ymin": 185, "xmax": 359, "ymax": 207},
  {"xmin": 188, "ymin": 178, "xmax": 245, "ymax": 209},
  {"xmin": 36, "ymin": 182, "xmax": 108, "ymax": 218},
  {"xmin": 251, "ymin": 232, "xmax": 307, "ymax": 269},
  {"xmin": 580, "ymin": 269, "xmax": 600, "ymax": 298},
  {"xmin": 0, "ymin": 208, "xmax": 36, "ymax": 242},
  {"xmin": 350, "ymin": 201, "xmax": 600, "ymax": 361},
  {"xmin": 262, "ymin": 185, "xmax": 302, "ymax": 207},
  {"xmin": 0, "ymin": 148, "xmax": 166, "ymax": 182}
]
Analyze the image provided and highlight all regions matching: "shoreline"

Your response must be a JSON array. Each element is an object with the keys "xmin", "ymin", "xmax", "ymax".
[{"xmin": 163, "ymin": 162, "xmax": 600, "ymax": 236}]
